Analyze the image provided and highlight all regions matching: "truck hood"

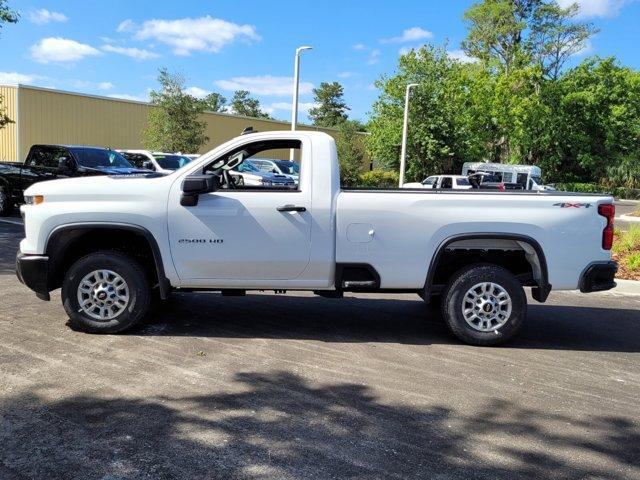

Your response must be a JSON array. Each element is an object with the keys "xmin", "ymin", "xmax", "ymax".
[
  {"xmin": 81, "ymin": 165, "xmax": 155, "ymax": 175},
  {"xmin": 24, "ymin": 171, "xmax": 168, "ymax": 197}
]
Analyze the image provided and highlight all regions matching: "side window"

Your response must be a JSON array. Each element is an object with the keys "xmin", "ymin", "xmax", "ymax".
[
  {"xmin": 440, "ymin": 177, "xmax": 453, "ymax": 189},
  {"xmin": 203, "ymin": 139, "xmax": 302, "ymax": 191},
  {"xmin": 28, "ymin": 146, "xmax": 69, "ymax": 168},
  {"xmin": 516, "ymin": 173, "xmax": 528, "ymax": 186},
  {"xmin": 423, "ymin": 177, "xmax": 435, "ymax": 186}
]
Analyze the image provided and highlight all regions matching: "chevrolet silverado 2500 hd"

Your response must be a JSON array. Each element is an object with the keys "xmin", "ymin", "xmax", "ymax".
[{"xmin": 16, "ymin": 131, "xmax": 617, "ymax": 345}]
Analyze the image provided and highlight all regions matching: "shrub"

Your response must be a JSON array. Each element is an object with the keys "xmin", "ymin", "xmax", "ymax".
[
  {"xmin": 555, "ymin": 182, "xmax": 604, "ymax": 194},
  {"xmin": 357, "ymin": 169, "xmax": 399, "ymax": 189}
]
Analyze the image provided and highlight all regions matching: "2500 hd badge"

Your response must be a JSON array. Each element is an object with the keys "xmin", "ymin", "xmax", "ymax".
[{"xmin": 178, "ymin": 238, "xmax": 224, "ymax": 244}]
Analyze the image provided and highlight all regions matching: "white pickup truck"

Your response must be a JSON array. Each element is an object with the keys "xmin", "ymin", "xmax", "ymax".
[{"xmin": 16, "ymin": 131, "xmax": 617, "ymax": 345}]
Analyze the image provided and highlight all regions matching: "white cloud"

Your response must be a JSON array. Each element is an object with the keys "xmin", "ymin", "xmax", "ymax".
[
  {"xmin": 0, "ymin": 71, "xmax": 39, "ymax": 84},
  {"xmin": 102, "ymin": 44, "xmax": 160, "ymax": 60},
  {"xmin": 98, "ymin": 82, "xmax": 114, "ymax": 90},
  {"xmin": 353, "ymin": 43, "xmax": 367, "ymax": 51},
  {"xmin": 127, "ymin": 16, "xmax": 260, "ymax": 55},
  {"xmin": 117, "ymin": 19, "xmax": 135, "ymax": 32},
  {"xmin": 30, "ymin": 37, "xmax": 100, "ymax": 64},
  {"xmin": 185, "ymin": 86, "xmax": 210, "ymax": 98},
  {"xmin": 381, "ymin": 27, "xmax": 433, "ymax": 44},
  {"xmin": 366, "ymin": 49, "xmax": 381, "ymax": 65},
  {"xmin": 557, "ymin": 0, "xmax": 630, "ymax": 17},
  {"xmin": 28, "ymin": 9, "xmax": 68, "ymax": 25},
  {"xmin": 268, "ymin": 101, "xmax": 318, "ymax": 113},
  {"xmin": 338, "ymin": 71, "xmax": 355, "ymax": 78},
  {"xmin": 447, "ymin": 49, "xmax": 478, "ymax": 63},
  {"xmin": 214, "ymin": 75, "xmax": 313, "ymax": 96},
  {"xmin": 108, "ymin": 93, "xmax": 148, "ymax": 102}
]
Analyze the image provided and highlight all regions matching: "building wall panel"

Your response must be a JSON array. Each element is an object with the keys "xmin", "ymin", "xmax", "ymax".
[
  {"xmin": 0, "ymin": 86, "xmax": 18, "ymax": 161},
  {"xmin": 13, "ymin": 86, "xmax": 360, "ymax": 163}
]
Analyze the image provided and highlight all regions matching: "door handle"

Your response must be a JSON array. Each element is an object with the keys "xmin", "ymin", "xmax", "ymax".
[{"xmin": 277, "ymin": 204, "xmax": 306, "ymax": 212}]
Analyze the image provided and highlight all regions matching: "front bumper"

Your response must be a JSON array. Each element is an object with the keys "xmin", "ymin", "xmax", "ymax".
[
  {"xmin": 579, "ymin": 261, "xmax": 617, "ymax": 293},
  {"xmin": 16, "ymin": 252, "xmax": 50, "ymax": 300}
]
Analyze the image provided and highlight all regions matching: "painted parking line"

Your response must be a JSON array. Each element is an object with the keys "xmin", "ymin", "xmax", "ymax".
[{"xmin": 0, "ymin": 218, "xmax": 24, "ymax": 226}]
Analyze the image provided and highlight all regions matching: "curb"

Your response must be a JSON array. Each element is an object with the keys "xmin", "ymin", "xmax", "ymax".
[
  {"xmin": 619, "ymin": 214, "xmax": 640, "ymax": 223},
  {"xmin": 609, "ymin": 279, "xmax": 640, "ymax": 296}
]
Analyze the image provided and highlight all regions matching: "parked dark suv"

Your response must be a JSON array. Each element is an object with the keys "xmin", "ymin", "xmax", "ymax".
[{"xmin": 0, "ymin": 144, "xmax": 151, "ymax": 215}]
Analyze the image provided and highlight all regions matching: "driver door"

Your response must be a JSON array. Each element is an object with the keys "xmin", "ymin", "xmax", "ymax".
[{"xmin": 167, "ymin": 138, "xmax": 312, "ymax": 284}]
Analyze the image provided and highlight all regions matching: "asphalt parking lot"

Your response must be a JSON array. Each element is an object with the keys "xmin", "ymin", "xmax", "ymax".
[{"xmin": 1, "ymin": 221, "xmax": 639, "ymax": 480}]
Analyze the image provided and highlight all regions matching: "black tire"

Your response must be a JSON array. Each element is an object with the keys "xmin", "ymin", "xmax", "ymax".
[
  {"xmin": 441, "ymin": 264, "xmax": 527, "ymax": 346},
  {"xmin": 62, "ymin": 251, "xmax": 150, "ymax": 333},
  {"xmin": 0, "ymin": 187, "xmax": 12, "ymax": 216}
]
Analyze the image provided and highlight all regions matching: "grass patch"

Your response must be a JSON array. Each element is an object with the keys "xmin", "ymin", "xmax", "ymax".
[
  {"xmin": 613, "ymin": 224, "xmax": 640, "ymax": 255},
  {"xmin": 613, "ymin": 225, "xmax": 640, "ymax": 279},
  {"xmin": 627, "ymin": 252, "xmax": 640, "ymax": 271}
]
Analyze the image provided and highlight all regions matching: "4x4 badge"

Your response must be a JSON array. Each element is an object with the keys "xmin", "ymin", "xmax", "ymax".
[{"xmin": 553, "ymin": 202, "xmax": 592, "ymax": 208}]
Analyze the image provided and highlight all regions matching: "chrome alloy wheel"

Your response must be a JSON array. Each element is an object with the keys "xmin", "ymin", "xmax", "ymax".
[
  {"xmin": 77, "ymin": 269, "xmax": 130, "ymax": 320},
  {"xmin": 462, "ymin": 282, "xmax": 512, "ymax": 332}
]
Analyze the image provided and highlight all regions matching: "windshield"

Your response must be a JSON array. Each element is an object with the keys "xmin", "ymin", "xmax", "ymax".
[
  {"xmin": 154, "ymin": 154, "xmax": 193, "ymax": 170},
  {"xmin": 77, "ymin": 148, "xmax": 133, "ymax": 168},
  {"xmin": 275, "ymin": 160, "xmax": 300, "ymax": 175},
  {"xmin": 530, "ymin": 176, "xmax": 543, "ymax": 185},
  {"xmin": 456, "ymin": 178, "xmax": 471, "ymax": 186}
]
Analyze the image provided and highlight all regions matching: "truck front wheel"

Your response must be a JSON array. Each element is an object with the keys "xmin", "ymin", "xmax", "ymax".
[
  {"xmin": 62, "ymin": 252, "xmax": 150, "ymax": 333},
  {"xmin": 441, "ymin": 264, "xmax": 526, "ymax": 346}
]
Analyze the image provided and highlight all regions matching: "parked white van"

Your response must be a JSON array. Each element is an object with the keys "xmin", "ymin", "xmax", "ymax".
[{"xmin": 461, "ymin": 163, "xmax": 553, "ymax": 191}]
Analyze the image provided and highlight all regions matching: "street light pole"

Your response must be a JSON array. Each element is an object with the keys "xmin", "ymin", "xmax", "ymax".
[
  {"xmin": 399, "ymin": 83, "xmax": 419, "ymax": 187},
  {"xmin": 290, "ymin": 45, "xmax": 312, "ymax": 160}
]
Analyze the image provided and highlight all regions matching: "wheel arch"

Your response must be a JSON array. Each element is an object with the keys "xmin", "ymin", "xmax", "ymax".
[
  {"xmin": 423, "ymin": 233, "xmax": 551, "ymax": 303},
  {"xmin": 45, "ymin": 222, "xmax": 170, "ymax": 299}
]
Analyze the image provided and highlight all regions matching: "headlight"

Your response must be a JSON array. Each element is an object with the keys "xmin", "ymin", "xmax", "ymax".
[{"xmin": 24, "ymin": 195, "xmax": 44, "ymax": 205}]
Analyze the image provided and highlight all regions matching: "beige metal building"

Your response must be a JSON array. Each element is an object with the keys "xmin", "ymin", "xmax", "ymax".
[{"xmin": 0, "ymin": 84, "xmax": 347, "ymax": 162}]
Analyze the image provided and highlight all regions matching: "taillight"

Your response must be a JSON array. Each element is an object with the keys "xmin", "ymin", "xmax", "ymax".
[
  {"xmin": 598, "ymin": 203, "xmax": 615, "ymax": 250},
  {"xmin": 498, "ymin": 183, "xmax": 505, "ymax": 192}
]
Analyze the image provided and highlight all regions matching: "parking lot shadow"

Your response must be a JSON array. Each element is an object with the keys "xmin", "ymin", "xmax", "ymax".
[
  {"xmin": 132, "ymin": 293, "xmax": 640, "ymax": 353},
  {"xmin": 1, "ymin": 371, "xmax": 637, "ymax": 479},
  {"xmin": 0, "ymin": 222, "xmax": 21, "ymax": 275}
]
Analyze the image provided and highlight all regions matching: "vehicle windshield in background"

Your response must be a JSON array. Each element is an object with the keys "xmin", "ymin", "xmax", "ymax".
[
  {"xmin": 154, "ymin": 155, "xmax": 193, "ymax": 170},
  {"xmin": 234, "ymin": 161, "xmax": 261, "ymax": 173},
  {"xmin": 274, "ymin": 160, "xmax": 300, "ymax": 175},
  {"xmin": 456, "ymin": 178, "xmax": 471, "ymax": 186},
  {"xmin": 530, "ymin": 176, "xmax": 543, "ymax": 185},
  {"xmin": 77, "ymin": 149, "xmax": 133, "ymax": 168}
]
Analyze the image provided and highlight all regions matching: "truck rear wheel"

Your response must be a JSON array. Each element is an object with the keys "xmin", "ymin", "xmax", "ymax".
[
  {"xmin": 62, "ymin": 251, "xmax": 150, "ymax": 333},
  {"xmin": 441, "ymin": 264, "xmax": 526, "ymax": 346}
]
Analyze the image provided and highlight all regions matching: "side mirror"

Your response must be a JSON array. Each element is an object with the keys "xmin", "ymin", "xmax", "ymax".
[
  {"xmin": 271, "ymin": 169, "xmax": 278, "ymax": 174},
  {"xmin": 180, "ymin": 174, "xmax": 219, "ymax": 206}
]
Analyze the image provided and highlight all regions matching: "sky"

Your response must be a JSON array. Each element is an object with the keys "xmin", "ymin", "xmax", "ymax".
[{"xmin": 1, "ymin": 0, "xmax": 639, "ymax": 124}]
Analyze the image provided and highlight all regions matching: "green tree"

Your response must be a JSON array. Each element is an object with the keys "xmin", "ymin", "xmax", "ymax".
[
  {"xmin": 202, "ymin": 92, "xmax": 227, "ymax": 113},
  {"xmin": 308, "ymin": 82, "xmax": 349, "ymax": 127},
  {"xmin": 367, "ymin": 45, "xmax": 488, "ymax": 181},
  {"xmin": 0, "ymin": 0, "xmax": 18, "ymax": 130},
  {"xmin": 336, "ymin": 120, "xmax": 367, "ymax": 186},
  {"xmin": 462, "ymin": 0, "xmax": 596, "ymax": 78},
  {"xmin": 553, "ymin": 57, "xmax": 640, "ymax": 181},
  {"xmin": 143, "ymin": 69, "xmax": 212, "ymax": 153},
  {"xmin": 0, "ymin": 0, "xmax": 18, "ymax": 33},
  {"xmin": 230, "ymin": 90, "xmax": 270, "ymax": 118}
]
